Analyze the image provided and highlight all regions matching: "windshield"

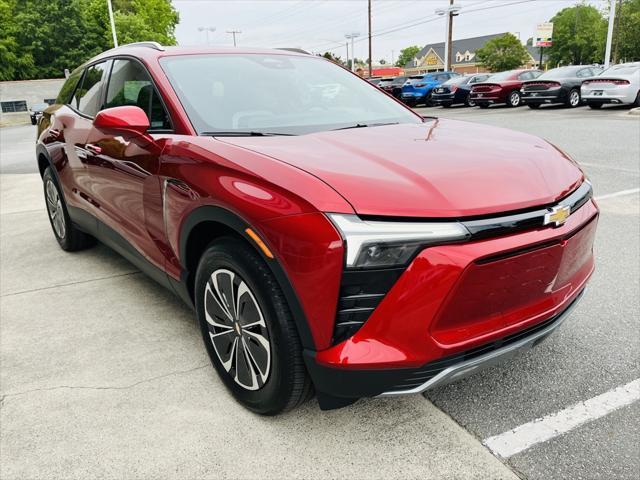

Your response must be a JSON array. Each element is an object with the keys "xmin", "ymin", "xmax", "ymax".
[
  {"xmin": 538, "ymin": 67, "xmax": 580, "ymax": 79},
  {"xmin": 601, "ymin": 65, "xmax": 639, "ymax": 76},
  {"xmin": 160, "ymin": 54, "xmax": 421, "ymax": 135},
  {"xmin": 486, "ymin": 70, "xmax": 516, "ymax": 81},
  {"xmin": 391, "ymin": 76, "xmax": 408, "ymax": 85}
]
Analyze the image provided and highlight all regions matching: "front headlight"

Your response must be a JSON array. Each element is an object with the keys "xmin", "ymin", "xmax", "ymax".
[{"xmin": 327, "ymin": 214, "xmax": 470, "ymax": 269}]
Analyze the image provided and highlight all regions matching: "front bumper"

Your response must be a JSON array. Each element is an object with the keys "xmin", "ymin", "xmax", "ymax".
[
  {"xmin": 306, "ymin": 191, "xmax": 598, "ymax": 400},
  {"xmin": 306, "ymin": 289, "xmax": 584, "ymax": 398}
]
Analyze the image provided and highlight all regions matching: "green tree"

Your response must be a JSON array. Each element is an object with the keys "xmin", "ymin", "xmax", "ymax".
[
  {"xmin": 0, "ymin": 0, "xmax": 179, "ymax": 80},
  {"xmin": 0, "ymin": 0, "xmax": 35, "ymax": 80},
  {"xmin": 319, "ymin": 51, "xmax": 344, "ymax": 66},
  {"xmin": 395, "ymin": 45, "xmax": 420, "ymax": 67},
  {"xmin": 476, "ymin": 33, "xmax": 530, "ymax": 72},
  {"xmin": 615, "ymin": 0, "xmax": 640, "ymax": 62},
  {"xmin": 546, "ymin": 5, "xmax": 606, "ymax": 65}
]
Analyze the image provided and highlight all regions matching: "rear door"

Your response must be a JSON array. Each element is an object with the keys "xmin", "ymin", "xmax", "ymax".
[
  {"xmin": 83, "ymin": 58, "xmax": 172, "ymax": 271},
  {"xmin": 50, "ymin": 61, "xmax": 110, "ymax": 214}
]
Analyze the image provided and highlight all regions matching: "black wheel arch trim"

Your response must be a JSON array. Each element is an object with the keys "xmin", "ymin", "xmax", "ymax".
[{"xmin": 179, "ymin": 205, "xmax": 316, "ymax": 350}]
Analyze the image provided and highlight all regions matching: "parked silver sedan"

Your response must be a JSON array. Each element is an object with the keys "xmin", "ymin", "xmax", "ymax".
[{"xmin": 581, "ymin": 62, "xmax": 640, "ymax": 109}]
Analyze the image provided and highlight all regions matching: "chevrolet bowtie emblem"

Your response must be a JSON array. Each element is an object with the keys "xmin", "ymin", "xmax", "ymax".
[{"xmin": 544, "ymin": 205, "xmax": 571, "ymax": 227}]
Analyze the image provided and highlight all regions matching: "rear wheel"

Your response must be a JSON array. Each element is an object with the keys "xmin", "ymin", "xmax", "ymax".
[
  {"xmin": 464, "ymin": 95, "xmax": 475, "ymax": 107},
  {"xmin": 42, "ymin": 167, "xmax": 94, "ymax": 251},
  {"xmin": 194, "ymin": 237, "xmax": 312, "ymax": 415},
  {"xmin": 507, "ymin": 90, "xmax": 521, "ymax": 107},
  {"xmin": 566, "ymin": 89, "xmax": 581, "ymax": 108},
  {"xmin": 588, "ymin": 102, "xmax": 603, "ymax": 109},
  {"xmin": 423, "ymin": 93, "xmax": 433, "ymax": 107}
]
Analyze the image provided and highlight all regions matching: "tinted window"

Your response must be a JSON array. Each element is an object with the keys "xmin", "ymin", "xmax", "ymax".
[
  {"xmin": 518, "ymin": 71, "xmax": 533, "ymax": 80},
  {"xmin": 106, "ymin": 59, "xmax": 171, "ymax": 131},
  {"xmin": 75, "ymin": 62, "xmax": 108, "ymax": 116},
  {"xmin": 538, "ymin": 67, "xmax": 580, "ymax": 79},
  {"xmin": 487, "ymin": 70, "xmax": 516, "ymax": 81},
  {"xmin": 161, "ymin": 54, "xmax": 421, "ymax": 135},
  {"xmin": 576, "ymin": 68, "xmax": 592, "ymax": 78},
  {"xmin": 56, "ymin": 67, "xmax": 84, "ymax": 105},
  {"xmin": 434, "ymin": 74, "xmax": 449, "ymax": 82}
]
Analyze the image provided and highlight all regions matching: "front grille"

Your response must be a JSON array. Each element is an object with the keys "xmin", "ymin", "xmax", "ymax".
[
  {"xmin": 333, "ymin": 267, "xmax": 404, "ymax": 344},
  {"xmin": 384, "ymin": 293, "xmax": 580, "ymax": 393}
]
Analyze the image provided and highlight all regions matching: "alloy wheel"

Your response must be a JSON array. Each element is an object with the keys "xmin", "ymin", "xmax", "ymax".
[
  {"xmin": 45, "ymin": 179, "xmax": 66, "ymax": 239},
  {"xmin": 569, "ymin": 90, "xmax": 580, "ymax": 107},
  {"xmin": 204, "ymin": 268, "xmax": 271, "ymax": 391},
  {"xmin": 509, "ymin": 91, "xmax": 521, "ymax": 107}
]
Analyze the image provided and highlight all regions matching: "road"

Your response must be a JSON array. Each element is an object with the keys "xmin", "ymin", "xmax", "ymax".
[{"xmin": 1, "ymin": 105, "xmax": 639, "ymax": 479}]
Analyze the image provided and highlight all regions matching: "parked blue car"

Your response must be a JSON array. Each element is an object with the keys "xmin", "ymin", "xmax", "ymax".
[{"xmin": 401, "ymin": 71, "xmax": 461, "ymax": 106}]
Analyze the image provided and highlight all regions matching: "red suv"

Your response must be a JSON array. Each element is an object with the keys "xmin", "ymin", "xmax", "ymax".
[
  {"xmin": 469, "ymin": 69, "xmax": 542, "ymax": 108},
  {"xmin": 37, "ymin": 43, "xmax": 597, "ymax": 414}
]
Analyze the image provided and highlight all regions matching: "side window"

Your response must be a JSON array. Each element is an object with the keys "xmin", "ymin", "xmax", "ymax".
[
  {"xmin": 56, "ymin": 67, "xmax": 84, "ymax": 105},
  {"xmin": 106, "ymin": 59, "xmax": 171, "ymax": 131},
  {"xmin": 576, "ymin": 68, "xmax": 591, "ymax": 78},
  {"xmin": 518, "ymin": 72, "xmax": 531, "ymax": 80},
  {"xmin": 74, "ymin": 62, "xmax": 108, "ymax": 116}
]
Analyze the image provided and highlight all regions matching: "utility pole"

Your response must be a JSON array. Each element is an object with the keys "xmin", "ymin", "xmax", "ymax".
[
  {"xmin": 368, "ymin": 0, "xmax": 372, "ymax": 78},
  {"xmin": 226, "ymin": 30, "xmax": 242, "ymax": 47},
  {"xmin": 604, "ymin": 0, "xmax": 617, "ymax": 67},
  {"xmin": 446, "ymin": 0, "xmax": 454, "ymax": 71},
  {"xmin": 435, "ymin": 1, "xmax": 461, "ymax": 71},
  {"xmin": 106, "ymin": 0, "xmax": 118, "ymax": 48}
]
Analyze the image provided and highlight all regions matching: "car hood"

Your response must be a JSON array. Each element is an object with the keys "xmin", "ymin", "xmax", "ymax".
[{"xmin": 219, "ymin": 119, "xmax": 584, "ymax": 218}]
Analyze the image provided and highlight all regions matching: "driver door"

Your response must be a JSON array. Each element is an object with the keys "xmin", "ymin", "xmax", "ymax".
[{"xmin": 83, "ymin": 58, "xmax": 173, "ymax": 272}]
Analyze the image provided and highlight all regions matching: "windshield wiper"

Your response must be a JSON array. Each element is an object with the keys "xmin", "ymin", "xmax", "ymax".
[
  {"xmin": 332, "ymin": 122, "xmax": 399, "ymax": 131},
  {"xmin": 200, "ymin": 131, "xmax": 295, "ymax": 137}
]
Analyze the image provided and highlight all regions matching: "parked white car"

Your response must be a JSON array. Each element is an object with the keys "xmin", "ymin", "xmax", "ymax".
[{"xmin": 581, "ymin": 62, "xmax": 640, "ymax": 109}]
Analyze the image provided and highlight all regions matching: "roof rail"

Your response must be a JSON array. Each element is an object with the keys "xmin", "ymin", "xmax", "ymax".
[{"xmin": 119, "ymin": 41, "xmax": 165, "ymax": 51}]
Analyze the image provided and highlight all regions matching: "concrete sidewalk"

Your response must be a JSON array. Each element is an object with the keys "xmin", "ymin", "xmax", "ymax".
[{"xmin": 0, "ymin": 174, "xmax": 518, "ymax": 480}]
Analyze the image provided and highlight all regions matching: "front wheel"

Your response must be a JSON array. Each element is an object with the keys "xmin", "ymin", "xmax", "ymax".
[
  {"xmin": 566, "ymin": 89, "xmax": 581, "ymax": 108},
  {"xmin": 507, "ymin": 90, "xmax": 521, "ymax": 107},
  {"xmin": 195, "ymin": 237, "xmax": 312, "ymax": 415}
]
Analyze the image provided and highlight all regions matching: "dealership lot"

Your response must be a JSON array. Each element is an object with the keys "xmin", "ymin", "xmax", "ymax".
[{"xmin": 1, "ymin": 106, "xmax": 639, "ymax": 479}]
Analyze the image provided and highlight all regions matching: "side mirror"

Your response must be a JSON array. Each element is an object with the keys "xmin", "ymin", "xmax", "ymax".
[{"xmin": 93, "ymin": 106, "xmax": 150, "ymax": 136}]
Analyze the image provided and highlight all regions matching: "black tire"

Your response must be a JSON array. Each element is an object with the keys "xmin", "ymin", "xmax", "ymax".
[
  {"xmin": 42, "ymin": 167, "xmax": 94, "ymax": 251},
  {"xmin": 528, "ymin": 103, "xmax": 541, "ymax": 109},
  {"xmin": 478, "ymin": 103, "xmax": 490, "ymax": 109},
  {"xmin": 507, "ymin": 90, "xmax": 521, "ymax": 107},
  {"xmin": 633, "ymin": 91, "xmax": 640, "ymax": 107},
  {"xmin": 566, "ymin": 89, "xmax": 581, "ymax": 108},
  {"xmin": 464, "ymin": 95, "xmax": 475, "ymax": 107},
  {"xmin": 588, "ymin": 102, "xmax": 603, "ymax": 109},
  {"xmin": 424, "ymin": 93, "xmax": 433, "ymax": 107},
  {"xmin": 194, "ymin": 237, "xmax": 312, "ymax": 415}
]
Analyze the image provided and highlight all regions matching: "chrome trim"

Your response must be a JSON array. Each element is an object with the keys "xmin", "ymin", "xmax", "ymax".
[{"xmin": 378, "ymin": 289, "xmax": 585, "ymax": 396}]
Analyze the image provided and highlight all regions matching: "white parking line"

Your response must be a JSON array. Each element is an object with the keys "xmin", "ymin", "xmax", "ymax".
[
  {"xmin": 483, "ymin": 379, "xmax": 640, "ymax": 458},
  {"xmin": 595, "ymin": 188, "xmax": 640, "ymax": 201}
]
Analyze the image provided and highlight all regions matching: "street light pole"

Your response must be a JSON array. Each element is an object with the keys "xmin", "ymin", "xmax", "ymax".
[
  {"xmin": 106, "ymin": 0, "xmax": 118, "ymax": 48},
  {"xmin": 604, "ymin": 0, "xmax": 617, "ymax": 68},
  {"xmin": 345, "ymin": 33, "xmax": 360, "ymax": 72}
]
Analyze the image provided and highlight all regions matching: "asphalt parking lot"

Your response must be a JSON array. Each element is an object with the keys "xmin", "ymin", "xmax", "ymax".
[{"xmin": 1, "ymin": 104, "xmax": 639, "ymax": 479}]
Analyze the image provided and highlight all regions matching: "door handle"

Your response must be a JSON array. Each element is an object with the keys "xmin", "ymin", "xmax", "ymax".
[{"xmin": 85, "ymin": 144, "xmax": 102, "ymax": 155}]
